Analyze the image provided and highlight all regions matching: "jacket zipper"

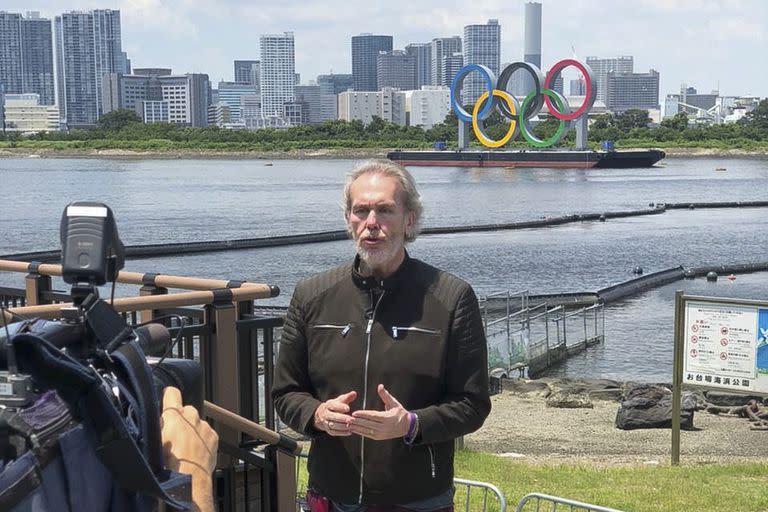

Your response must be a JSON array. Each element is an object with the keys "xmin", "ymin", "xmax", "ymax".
[
  {"xmin": 391, "ymin": 326, "xmax": 441, "ymax": 338},
  {"xmin": 427, "ymin": 446, "xmax": 436, "ymax": 478},
  {"xmin": 313, "ymin": 323, "xmax": 352, "ymax": 336},
  {"xmin": 358, "ymin": 289, "xmax": 385, "ymax": 504}
]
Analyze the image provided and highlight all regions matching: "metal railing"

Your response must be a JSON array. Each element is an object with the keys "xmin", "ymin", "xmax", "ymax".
[
  {"xmin": 454, "ymin": 478, "xmax": 507, "ymax": 512},
  {"xmin": 295, "ymin": 453, "xmax": 507, "ymax": 512},
  {"xmin": 515, "ymin": 493, "xmax": 624, "ymax": 512},
  {"xmin": 482, "ymin": 291, "xmax": 604, "ymax": 379},
  {"xmin": 0, "ymin": 259, "xmax": 296, "ymax": 512}
]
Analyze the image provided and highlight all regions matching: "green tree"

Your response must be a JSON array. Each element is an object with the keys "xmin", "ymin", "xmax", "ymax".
[
  {"xmin": 614, "ymin": 109, "xmax": 651, "ymax": 131},
  {"xmin": 743, "ymin": 99, "xmax": 768, "ymax": 130},
  {"xmin": 660, "ymin": 112, "xmax": 689, "ymax": 131},
  {"xmin": 97, "ymin": 109, "xmax": 142, "ymax": 131},
  {"xmin": 591, "ymin": 113, "xmax": 614, "ymax": 130}
]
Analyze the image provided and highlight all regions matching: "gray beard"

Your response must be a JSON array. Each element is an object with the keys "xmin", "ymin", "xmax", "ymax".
[{"xmin": 354, "ymin": 237, "xmax": 401, "ymax": 271}]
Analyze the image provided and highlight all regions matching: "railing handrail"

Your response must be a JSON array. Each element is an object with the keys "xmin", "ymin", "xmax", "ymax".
[
  {"xmin": 0, "ymin": 259, "xmax": 279, "ymax": 293},
  {"xmin": 3, "ymin": 286, "xmax": 277, "ymax": 322}
]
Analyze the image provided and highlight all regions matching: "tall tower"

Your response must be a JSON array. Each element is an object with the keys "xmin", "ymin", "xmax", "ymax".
[
  {"xmin": 259, "ymin": 32, "xmax": 295, "ymax": 118},
  {"xmin": 0, "ymin": 12, "xmax": 55, "ymax": 105},
  {"xmin": 522, "ymin": 2, "xmax": 542, "ymax": 93},
  {"xmin": 405, "ymin": 43, "xmax": 431, "ymax": 89},
  {"xmin": 0, "ymin": 12, "xmax": 24, "ymax": 98},
  {"xmin": 55, "ymin": 9, "xmax": 128, "ymax": 128},
  {"xmin": 351, "ymin": 34, "xmax": 393, "ymax": 91},
  {"xmin": 462, "ymin": 20, "xmax": 500, "ymax": 105}
]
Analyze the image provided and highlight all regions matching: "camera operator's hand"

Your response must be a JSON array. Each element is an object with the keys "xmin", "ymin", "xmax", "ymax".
[{"xmin": 161, "ymin": 386, "xmax": 218, "ymax": 512}]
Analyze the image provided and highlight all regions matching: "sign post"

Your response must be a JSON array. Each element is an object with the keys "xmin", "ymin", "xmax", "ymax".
[
  {"xmin": 671, "ymin": 291, "xmax": 684, "ymax": 465},
  {"xmin": 672, "ymin": 293, "xmax": 768, "ymax": 465}
]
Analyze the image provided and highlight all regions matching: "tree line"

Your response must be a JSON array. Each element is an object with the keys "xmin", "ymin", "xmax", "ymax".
[{"xmin": 1, "ymin": 99, "xmax": 767, "ymax": 151}]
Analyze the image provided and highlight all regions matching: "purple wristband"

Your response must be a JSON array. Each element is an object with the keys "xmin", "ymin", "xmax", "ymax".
[{"xmin": 405, "ymin": 412, "xmax": 417, "ymax": 443}]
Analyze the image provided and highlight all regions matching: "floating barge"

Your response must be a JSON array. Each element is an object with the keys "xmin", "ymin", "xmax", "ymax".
[{"xmin": 387, "ymin": 148, "xmax": 666, "ymax": 169}]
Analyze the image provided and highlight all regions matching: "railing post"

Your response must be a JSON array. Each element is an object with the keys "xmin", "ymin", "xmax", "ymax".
[
  {"xmin": 236, "ymin": 299, "xmax": 256, "ymax": 423},
  {"xmin": 505, "ymin": 290, "xmax": 510, "ymax": 347},
  {"xmin": 263, "ymin": 324, "xmax": 276, "ymax": 430},
  {"xmin": 139, "ymin": 274, "xmax": 168, "ymax": 323},
  {"xmin": 207, "ymin": 293, "xmax": 241, "ymax": 459},
  {"xmin": 25, "ymin": 264, "xmax": 52, "ymax": 306}
]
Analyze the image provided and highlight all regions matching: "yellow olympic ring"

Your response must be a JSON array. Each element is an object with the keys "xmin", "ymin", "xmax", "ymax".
[{"xmin": 471, "ymin": 90, "xmax": 517, "ymax": 148}]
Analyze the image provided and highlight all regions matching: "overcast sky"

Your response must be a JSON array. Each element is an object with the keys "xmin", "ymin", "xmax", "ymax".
[{"xmin": 7, "ymin": 0, "xmax": 767, "ymax": 99}]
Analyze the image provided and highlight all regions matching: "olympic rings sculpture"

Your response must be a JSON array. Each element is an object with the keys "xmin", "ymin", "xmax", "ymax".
[{"xmin": 450, "ymin": 59, "xmax": 596, "ymax": 148}]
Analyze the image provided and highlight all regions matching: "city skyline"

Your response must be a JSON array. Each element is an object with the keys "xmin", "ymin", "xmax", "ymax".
[{"xmin": 1, "ymin": 0, "xmax": 766, "ymax": 101}]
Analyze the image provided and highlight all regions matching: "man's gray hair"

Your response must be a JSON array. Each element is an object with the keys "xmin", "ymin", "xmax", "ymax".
[{"xmin": 343, "ymin": 159, "xmax": 423, "ymax": 242}]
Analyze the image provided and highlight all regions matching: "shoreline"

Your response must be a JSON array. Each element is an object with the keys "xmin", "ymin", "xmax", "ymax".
[
  {"xmin": 1, "ymin": 147, "xmax": 767, "ymax": 160},
  {"xmin": 465, "ymin": 378, "xmax": 768, "ymax": 467}
]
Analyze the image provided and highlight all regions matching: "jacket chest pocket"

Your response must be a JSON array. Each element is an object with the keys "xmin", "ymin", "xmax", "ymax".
[
  {"xmin": 383, "ymin": 325, "xmax": 443, "ymax": 382},
  {"xmin": 312, "ymin": 323, "xmax": 352, "ymax": 337},
  {"xmin": 308, "ymin": 323, "xmax": 358, "ymax": 383},
  {"xmin": 390, "ymin": 325, "xmax": 441, "ymax": 340}
]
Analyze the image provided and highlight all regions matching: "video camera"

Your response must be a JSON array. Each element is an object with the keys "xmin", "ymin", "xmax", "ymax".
[{"xmin": 0, "ymin": 201, "xmax": 201, "ymax": 510}]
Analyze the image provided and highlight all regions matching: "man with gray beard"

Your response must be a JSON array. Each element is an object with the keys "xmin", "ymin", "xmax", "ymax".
[{"xmin": 273, "ymin": 160, "xmax": 490, "ymax": 511}]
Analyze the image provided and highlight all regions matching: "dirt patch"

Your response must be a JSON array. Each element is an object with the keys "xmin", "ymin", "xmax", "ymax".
[{"xmin": 465, "ymin": 390, "xmax": 768, "ymax": 467}]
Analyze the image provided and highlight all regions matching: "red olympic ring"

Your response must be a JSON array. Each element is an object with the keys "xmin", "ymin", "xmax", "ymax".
[{"xmin": 544, "ymin": 59, "xmax": 594, "ymax": 121}]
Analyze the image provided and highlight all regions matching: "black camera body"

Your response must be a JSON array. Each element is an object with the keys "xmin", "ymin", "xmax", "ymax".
[
  {"xmin": 0, "ymin": 201, "xmax": 201, "ymax": 508},
  {"xmin": 1, "ymin": 201, "xmax": 202, "ymax": 411}
]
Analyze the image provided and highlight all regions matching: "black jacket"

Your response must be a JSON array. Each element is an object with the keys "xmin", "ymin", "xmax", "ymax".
[{"xmin": 272, "ymin": 254, "xmax": 491, "ymax": 506}]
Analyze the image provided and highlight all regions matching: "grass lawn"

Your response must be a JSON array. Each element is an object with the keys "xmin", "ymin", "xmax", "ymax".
[
  {"xmin": 454, "ymin": 450, "xmax": 768, "ymax": 512},
  {"xmin": 296, "ymin": 450, "xmax": 768, "ymax": 511}
]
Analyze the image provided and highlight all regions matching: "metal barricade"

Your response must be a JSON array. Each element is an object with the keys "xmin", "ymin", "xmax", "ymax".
[
  {"xmin": 454, "ymin": 478, "xmax": 507, "ymax": 512},
  {"xmin": 295, "ymin": 454, "xmax": 507, "ymax": 512},
  {"xmin": 515, "ymin": 493, "xmax": 624, "ymax": 512}
]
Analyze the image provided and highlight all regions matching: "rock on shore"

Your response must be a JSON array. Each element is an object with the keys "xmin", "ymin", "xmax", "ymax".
[{"xmin": 465, "ymin": 378, "xmax": 768, "ymax": 466}]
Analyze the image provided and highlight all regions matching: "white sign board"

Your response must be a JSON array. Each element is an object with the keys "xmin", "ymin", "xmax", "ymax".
[{"xmin": 684, "ymin": 301, "xmax": 768, "ymax": 393}]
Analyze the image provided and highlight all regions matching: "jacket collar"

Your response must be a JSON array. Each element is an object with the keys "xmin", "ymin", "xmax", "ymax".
[{"xmin": 352, "ymin": 251, "xmax": 411, "ymax": 291}]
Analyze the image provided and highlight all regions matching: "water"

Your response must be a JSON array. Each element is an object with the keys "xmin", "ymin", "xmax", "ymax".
[{"xmin": 1, "ymin": 156, "xmax": 767, "ymax": 381}]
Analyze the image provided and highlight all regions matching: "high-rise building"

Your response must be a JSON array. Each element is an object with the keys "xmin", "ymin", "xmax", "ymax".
[
  {"xmin": 234, "ymin": 60, "xmax": 259, "ymax": 84},
  {"xmin": 0, "ymin": 12, "xmax": 55, "ymax": 105},
  {"xmin": 55, "ymin": 9, "xmax": 129, "ymax": 128},
  {"xmin": 351, "ymin": 34, "xmax": 393, "ymax": 91},
  {"xmin": 462, "ymin": 20, "xmax": 500, "ymax": 105},
  {"xmin": 442, "ymin": 53, "xmax": 464, "ymax": 87},
  {"xmin": 218, "ymin": 81, "xmax": 258, "ymax": 122},
  {"xmin": 376, "ymin": 50, "xmax": 416, "ymax": 91},
  {"xmin": 518, "ymin": 2, "xmax": 542, "ymax": 95},
  {"xmin": 317, "ymin": 73, "xmax": 353, "ymax": 121},
  {"xmin": 101, "ymin": 72, "xmax": 210, "ymax": 126},
  {"xmin": 430, "ymin": 36, "xmax": 462, "ymax": 86},
  {"xmin": 259, "ymin": 32, "xmax": 295, "ymax": 118},
  {"xmin": 405, "ymin": 43, "xmax": 431, "ymax": 89},
  {"xmin": 585, "ymin": 56, "xmax": 633, "ymax": 104},
  {"xmin": 605, "ymin": 69, "xmax": 659, "ymax": 112},
  {"xmin": 0, "ymin": 12, "xmax": 23, "ymax": 97},
  {"xmin": 294, "ymin": 84, "xmax": 322, "ymax": 124}
]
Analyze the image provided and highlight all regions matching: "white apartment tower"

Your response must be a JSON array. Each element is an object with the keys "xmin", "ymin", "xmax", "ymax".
[
  {"xmin": 462, "ymin": 19, "xmax": 500, "ymax": 105},
  {"xmin": 259, "ymin": 32, "xmax": 295, "ymax": 119}
]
